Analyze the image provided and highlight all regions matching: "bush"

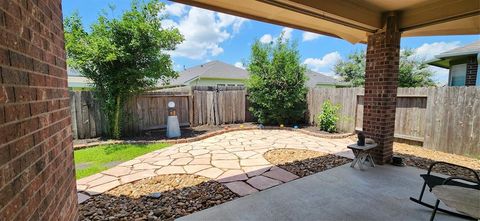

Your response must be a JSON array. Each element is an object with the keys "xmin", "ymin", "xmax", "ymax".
[
  {"xmin": 317, "ymin": 100, "xmax": 340, "ymax": 133},
  {"xmin": 246, "ymin": 34, "xmax": 308, "ymax": 125}
]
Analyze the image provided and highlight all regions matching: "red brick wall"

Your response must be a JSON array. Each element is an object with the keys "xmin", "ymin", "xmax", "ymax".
[
  {"xmin": 363, "ymin": 14, "xmax": 400, "ymax": 164},
  {"xmin": 0, "ymin": 0, "xmax": 78, "ymax": 220},
  {"xmin": 465, "ymin": 56, "xmax": 478, "ymax": 86}
]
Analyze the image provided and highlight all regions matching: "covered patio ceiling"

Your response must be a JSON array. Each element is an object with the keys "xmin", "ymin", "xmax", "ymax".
[{"xmin": 173, "ymin": 0, "xmax": 480, "ymax": 43}]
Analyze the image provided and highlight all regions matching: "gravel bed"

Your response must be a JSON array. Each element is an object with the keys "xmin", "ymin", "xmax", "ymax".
[
  {"xmin": 79, "ymin": 174, "xmax": 238, "ymax": 221},
  {"xmin": 264, "ymin": 149, "xmax": 352, "ymax": 177},
  {"xmin": 394, "ymin": 142, "xmax": 480, "ymax": 180}
]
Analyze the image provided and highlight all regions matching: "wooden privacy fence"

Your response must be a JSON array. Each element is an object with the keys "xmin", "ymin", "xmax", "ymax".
[
  {"xmin": 69, "ymin": 86, "xmax": 249, "ymax": 139},
  {"xmin": 192, "ymin": 86, "xmax": 247, "ymax": 126},
  {"xmin": 307, "ymin": 87, "xmax": 480, "ymax": 155}
]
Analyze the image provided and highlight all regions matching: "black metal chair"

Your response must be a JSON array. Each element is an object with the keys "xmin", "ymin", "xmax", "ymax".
[{"xmin": 409, "ymin": 161, "xmax": 480, "ymax": 220}]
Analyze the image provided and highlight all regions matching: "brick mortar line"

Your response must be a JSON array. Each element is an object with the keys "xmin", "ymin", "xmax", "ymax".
[
  {"xmin": 0, "ymin": 110, "xmax": 70, "ymax": 152},
  {"xmin": 0, "ymin": 96, "xmax": 70, "ymax": 107},
  {"xmin": 0, "ymin": 83, "xmax": 70, "ymax": 90},
  {"xmin": 0, "ymin": 57, "xmax": 68, "ymax": 80},
  {"xmin": 1, "ymin": 7, "xmax": 66, "ymax": 58},
  {"xmin": 73, "ymin": 127, "xmax": 354, "ymax": 150},
  {"xmin": 9, "ymin": 136, "xmax": 74, "ymax": 221},
  {"xmin": 1, "ymin": 0, "xmax": 65, "ymax": 37},
  {"xmin": 0, "ymin": 126, "xmax": 72, "ymax": 217},
  {"xmin": 0, "ymin": 44, "xmax": 66, "ymax": 73},
  {"xmin": 0, "ymin": 105, "xmax": 70, "ymax": 131}
]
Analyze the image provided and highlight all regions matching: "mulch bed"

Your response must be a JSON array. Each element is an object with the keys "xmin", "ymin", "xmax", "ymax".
[
  {"xmin": 394, "ymin": 142, "xmax": 480, "ymax": 180},
  {"xmin": 300, "ymin": 126, "xmax": 339, "ymax": 135},
  {"xmin": 264, "ymin": 149, "xmax": 352, "ymax": 177},
  {"xmin": 79, "ymin": 174, "xmax": 238, "ymax": 221}
]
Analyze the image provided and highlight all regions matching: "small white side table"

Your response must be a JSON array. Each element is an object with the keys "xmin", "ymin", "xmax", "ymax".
[{"xmin": 347, "ymin": 143, "xmax": 377, "ymax": 170}]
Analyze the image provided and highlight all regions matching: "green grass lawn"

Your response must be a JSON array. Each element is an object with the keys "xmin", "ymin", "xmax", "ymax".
[{"xmin": 74, "ymin": 143, "xmax": 170, "ymax": 179}]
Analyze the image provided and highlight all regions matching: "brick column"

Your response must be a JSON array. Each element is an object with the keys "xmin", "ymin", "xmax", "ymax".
[
  {"xmin": 0, "ymin": 0, "xmax": 78, "ymax": 220},
  {"xmin": 465, "ymin": 56, "xmax": 478, "ymax": 86},
  {"xmin": 363, "ymin": 13, "xmax": 400, "ymax": 165}
]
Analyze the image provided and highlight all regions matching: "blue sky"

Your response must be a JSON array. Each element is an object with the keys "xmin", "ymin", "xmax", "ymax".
[{"xmin": 62, "ymin": 0, "xmax": 479, "ymax": 85}]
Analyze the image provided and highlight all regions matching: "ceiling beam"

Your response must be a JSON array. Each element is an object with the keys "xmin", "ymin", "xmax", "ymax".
[
  {"xmin": 280, "ymin": 0, "xmax": 382, "ymax": 30},
  {"xmin": 399, "ymin": 0, "xmax": 480, "ymax": 31}
]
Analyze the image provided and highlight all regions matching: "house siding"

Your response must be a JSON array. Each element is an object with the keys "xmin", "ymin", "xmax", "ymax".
[{"xmin": 466, "ymin": 56, "xmax": 478, "ymax": 86}]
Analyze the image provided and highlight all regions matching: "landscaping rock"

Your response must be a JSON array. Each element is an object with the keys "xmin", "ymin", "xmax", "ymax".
[{"xmin": 79, "ymin": 174, "xmax": 238, "ymax": 221}]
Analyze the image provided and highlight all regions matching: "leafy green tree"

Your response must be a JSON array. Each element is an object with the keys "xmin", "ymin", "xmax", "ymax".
[
  {"xmin": 246, "ymin": 34, "xmax": 308, "ymax": 125},
  {"xmin": 64, "ymin": 0, "xmax": 183, "ymax": 138},
  {"xmin": 317, "ymin": 100, "xmax": 340, "ymax": 133},
  {"xmin": 333, "ymin": 49, "xmax": 436, "ymax": 87}
]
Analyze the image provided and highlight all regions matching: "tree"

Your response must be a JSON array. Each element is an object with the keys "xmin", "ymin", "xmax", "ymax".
[
  {"xmin": 333, "ymin": 49, "xmax": 436, "ymax": 87},
  {"xmin": 64, "ymin": 0, "xmax": 183, "ymax": 138},
  {"xmin": 246, "ymin": 34, "xmax": 308, "ymax": 125}
]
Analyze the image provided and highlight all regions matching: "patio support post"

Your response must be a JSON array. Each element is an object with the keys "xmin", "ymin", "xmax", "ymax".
[{"xmin": 363, "ymin": 12, "xmax": 400, "ymax": 165}]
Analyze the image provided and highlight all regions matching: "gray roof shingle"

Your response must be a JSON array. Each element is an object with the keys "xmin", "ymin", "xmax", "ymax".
[{"xmin": 170, "ymin": 60, "xmax": 344, "ymax": 87}]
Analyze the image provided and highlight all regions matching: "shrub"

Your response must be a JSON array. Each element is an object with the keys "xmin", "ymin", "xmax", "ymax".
[
  {"xmin": 317, "ymin": 100, "xmax": 340, "ymax": 133},
  {"xmin": 246, "ymin": 33, "xmax": 308, "ymax": 125}
]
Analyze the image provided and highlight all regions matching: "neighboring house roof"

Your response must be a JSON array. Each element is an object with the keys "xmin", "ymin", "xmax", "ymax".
[
  {"xmin": 428, "ymin": 41, "xmax": 480, "ymax": 68},
  {"xmin": 67, "ymin": 67, "xmax": 92, "ymax": 87},
  {"xmin": 170, "ymin": 60, "xmax": 249, "ymax": 85},
  {"xmin": 170, "ymin": 60, "xmax": 345, "ymax": 87}
]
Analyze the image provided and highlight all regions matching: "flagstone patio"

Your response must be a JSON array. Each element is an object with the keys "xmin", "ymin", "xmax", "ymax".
[{"xmin": 77, "ymin": 130, "xmax": 355, "ymax": 203}]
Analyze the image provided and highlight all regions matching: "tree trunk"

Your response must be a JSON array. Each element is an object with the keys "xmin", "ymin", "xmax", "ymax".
[{"xmin": 113, "ymin": 95, "xmax": 121, "ymax": 139}]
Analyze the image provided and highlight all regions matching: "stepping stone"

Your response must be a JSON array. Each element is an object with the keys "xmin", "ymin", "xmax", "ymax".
[
  {"xmin": 240, "ymin": 158, "xmax": 271, "ymax": 166},
  {"xmin": 156, "ymin": 166, "xmax": 185, "ymax": 175},
  {"xmin": 118, "ymin": 159, "xmax": 141, "ymax": 167},
  {"xmin": 212, "ymin": 160, "xmax": 241, "ymax": 169},
  {"xmin": 102, "ymin": 166, "xmax": 132, "ymax": 177},
  {"xmin": 77, "ymin": 184, "xmax": 88, "ymax": 192},
  {"xmin": 152, "ymin": 159, "xmax": 174, "ymax": 166},
  {"xmin": 262, "ymin": 168, "xmax": 299, "ymax": 182},
  {"xmin": 171, "ymin": 157, "xmax": 193, "ymax": 166},
  {"xmin": 210, "ymin": 150, "xmax": 229, "ymax": 154},
  {"xmin": 195, "ymin": 167, "xmax": 224, "ymax": 179},
  {"xmin": 88, "ymin": 175, "xmax": 118, "ymax": 187},
  {"xmin": 86, "ymin": 180, "xmax": 121, "ymax": 195},
  {"xmin": 189, "ymin": 158, "xmax": 211, "ymax": 165},
  {"xmin": 77, "ymin": 192, "xmax": 90, "ymax": 204},
  {"xmin": 224, "ymin": 181, "xmax": 258, "ymax": 196},
  {"xmin": 184, "ymin": 165, "xmax": 211, "ymax": 173},
  {"xmin": 170, "ymin": 153, "xmax": 192, "ymax": 159},
  {"xmin": 133, "ymin": 163, "xmax": 161, "ymax": 170},
  {"xmin": 235, "ymin": 151, "xmax": 258, "ymax": 159},
  {"xmin": 120, "ymin": 170, "xmax": 156, "ymax": 184},
  {"xmin": 212, "ymin": 153, "xmax": 238, "ymax": 160},
  {"xmin": 189, "ymin": 149, "xmax": 210, "ymax": 156},
  {"xmin": 77, "ymin": 173, "xmax": 103, "ymax": 185},
  {"xmin": 246, "ymin": 175, "xmax": 282, "ymax": 190},
  {"xmin": 242, "ymin": 166, "xmax": 272, "ymax": 177},
  {"xmin": 216, "ymin": 170, "xmax": 248, "ymax": 183}
]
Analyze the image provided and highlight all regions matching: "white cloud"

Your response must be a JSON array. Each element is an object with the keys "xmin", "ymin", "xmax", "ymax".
[
  {"xmin": 260, "ymin": 27, "xmax": 294, "ymax": 44},
  {"xmin": 413, "ymin": 41, "xmax": 461, "ymax": 60},
  {"xmin": 165, "ymin": 3, "xmax": 186, "ymax": 17},
  {"xmin": 302, "ymin": 32, "xmax": 322, "ymax": 42},
  {"xmin": 281, "ymin": 27, "xmax": 293, "ymax": 40},
  {"xmin": 303, "ymin": 52, "xmax": 342, "ymax": 73},
  {"xmin": 165, "ymin": 5, "xmax": 247, "ymax": 60},
  {"xmin": 234, "ymin": 61, "xmax": 245, "ymax": 69},
  {"xmin": 260, "ymin": 34, "xmax": 273, "ymax": 44}
]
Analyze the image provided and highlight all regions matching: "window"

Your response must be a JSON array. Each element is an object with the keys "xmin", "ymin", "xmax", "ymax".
[
  {"xmin": 450, "ymin": 64, "xmax": 466, "ymax": 86},
  {"xmin": 217, "ymin": 84, "xmax": 225, "ymax": 87},
  {"xmin": 227, "ymin": 84, "xmax": 236, "ymax": 86}
]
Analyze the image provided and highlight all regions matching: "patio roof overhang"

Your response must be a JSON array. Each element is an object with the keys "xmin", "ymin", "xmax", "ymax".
[{"xmin": 173, "ymin": 0, "xmax": 480, "ymax": 44}]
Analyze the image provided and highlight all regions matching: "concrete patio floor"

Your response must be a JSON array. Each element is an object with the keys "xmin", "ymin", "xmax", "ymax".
[{"xmin": 177, "ymin": 164, "xmax": 464, "ymax": 221}]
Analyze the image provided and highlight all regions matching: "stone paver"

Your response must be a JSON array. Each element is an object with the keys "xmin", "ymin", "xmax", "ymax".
[
  {"xmin": 77, "ymin": 130, "xmax": 353, "ymax": 202},
  {"xmin": 77, "ymin": 193, "xmax": 90, "ymax": 204},
  {"xmin": 246, "ymin": 175, "xmax": 282, "ymax": 190},
  {"xmin": 224, "ymin": 181, "xmax": 259, "ymax": 196},
  {"xmin": 195, "ymin": 167, "xmax": 224, "ymax": 179},
  {"xmin": 212, "ymin": 160, "xmax": 241, "ymax": 169},
  {"xmin": 216, "ymin": 170, "xmax": 248, "ymax": 183},
  {"xmin": 263, "ymin": 167, "xmax": 299, "ymax": 182}
]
